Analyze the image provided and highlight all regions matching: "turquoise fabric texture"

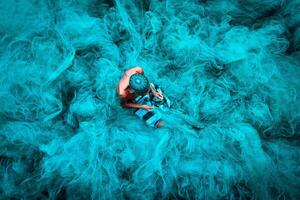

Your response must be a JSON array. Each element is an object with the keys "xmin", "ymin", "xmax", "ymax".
[{"xmin": 0, "ymin": 0, "xmax": 300, "ymax": 199}]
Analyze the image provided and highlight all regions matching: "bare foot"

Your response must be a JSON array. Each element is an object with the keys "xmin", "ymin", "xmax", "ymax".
[{"xmin": 155, "ymin": 120, "xmax": 164, "ymax": 128}]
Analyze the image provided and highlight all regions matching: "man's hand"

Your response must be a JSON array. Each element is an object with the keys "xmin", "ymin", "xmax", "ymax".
[
  {"xmin": 150, "ymin": 85, "xmax": 164, "ymax": 100},
  {"xmin": 153, "ymin": 92, "xmax": 164, "ymax": 100},
  {"xmin": 143, "ymin": 105, "xmax": 154, "ymax": 112}
]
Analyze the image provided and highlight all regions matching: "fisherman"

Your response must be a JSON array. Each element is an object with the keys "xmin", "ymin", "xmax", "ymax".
[{"xmin": 116, "ymin": 66, "xmax": 170, "ymax": 128}]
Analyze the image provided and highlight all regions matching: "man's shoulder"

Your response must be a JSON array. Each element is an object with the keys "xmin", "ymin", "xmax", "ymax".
[
  {"xmin": 125, "ymin": 66, "xmax": 144, "ymax": 76},
  {"xmin": 119, "ymin": 91, "xmax": 127, "ymax": 98}
]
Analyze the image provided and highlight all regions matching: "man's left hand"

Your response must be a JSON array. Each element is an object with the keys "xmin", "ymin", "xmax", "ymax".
[{"xmin": 154, "ymin": 92, "xmax": 164, "ymax": 100}]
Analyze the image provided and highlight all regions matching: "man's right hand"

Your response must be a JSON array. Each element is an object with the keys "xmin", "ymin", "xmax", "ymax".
[{"xmin": 143, "ymin": 105, "xmax": 154, "ymax": 112}]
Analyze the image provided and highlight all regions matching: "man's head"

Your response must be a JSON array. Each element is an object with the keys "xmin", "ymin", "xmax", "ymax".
[{"xmin": 129, "ymin": 73, "xmax": 150, "ymax": 95}]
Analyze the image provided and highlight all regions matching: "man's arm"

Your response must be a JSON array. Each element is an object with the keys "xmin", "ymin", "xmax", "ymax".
[
  {"xmin": 150, "ymin": 84, "xmax": 164, "ymax": 100},
  {"xmin": 123, "ymin": 102, "xmax": 151, "ymax": 109}
]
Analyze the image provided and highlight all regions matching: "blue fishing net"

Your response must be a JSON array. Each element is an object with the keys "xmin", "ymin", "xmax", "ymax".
[{"xmin": 0, "ymin": 0, "xmax": 300, "ymax": 199}]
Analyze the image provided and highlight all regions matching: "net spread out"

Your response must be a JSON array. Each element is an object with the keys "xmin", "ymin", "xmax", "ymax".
[{"xmin": 0, "ymin": 0, "xmax": 300, "ymax": 199}]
